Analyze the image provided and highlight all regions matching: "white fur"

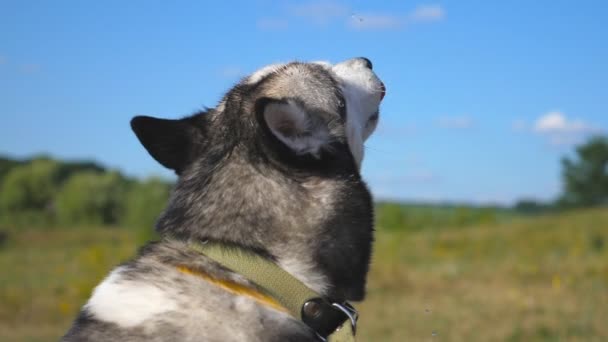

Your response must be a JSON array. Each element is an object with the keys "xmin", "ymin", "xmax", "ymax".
[
  {"xmin": 278, "ymin": 257, "xmax": 329, "ymax": 294},
  {"xmin": 85, "ymin": 267, "xmax": 178, "ymax": 327},
  {"xmin": 331, "ymin": 61, "xmax": 383, "ymax": 167},
  {"xmin": 311, "ymin": 60, "xmax": 332, "ymax": 68},
  {"xmin": 245, "ymin": 59, "xmax": 383, "ymax": 167},
  {"xmin": 246, "ymin": 63, "xmax": 286, "ymax": 84},
  {"xmin": 264, "ymin": 100, "xmax": 330, "ymax": 157}
]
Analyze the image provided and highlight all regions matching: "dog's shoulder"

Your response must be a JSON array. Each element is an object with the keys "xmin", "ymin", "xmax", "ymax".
[{"xmin": 62, "ymin": 241, "xmax": 313, "ymax": 341}]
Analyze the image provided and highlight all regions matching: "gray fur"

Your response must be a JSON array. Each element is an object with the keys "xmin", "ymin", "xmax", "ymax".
[{"xmin": 62, "ymin": 58, "xmax": 384, "ymax": 341}]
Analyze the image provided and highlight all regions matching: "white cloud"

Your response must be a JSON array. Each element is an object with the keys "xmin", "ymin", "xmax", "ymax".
[
  {"xmin": 289, "ymin": 0, "xmax": 349, "ymax": 26},
  {"xmin": 349, "ymin": 4, "xmax": 445, "ymax": 30},
  {"xmin": 436, "ymin": 115, "xmax": 473, "ymax": 129},
  {"xmin": 265, "ymin": 2, "xmax": 445, "ymax": 31},
  {"xmin": 218, "ymin": 66, "xmax": 244, "ymax": 79},
  {"xmin": 511, "ymin": 119, "xmax": 528, "ymax": 132},
  {"xmin": 407, "ymin": 4, "xmax": 446, "ymax": 23},
  {"xmin": 532, "ymin": 111, "xmax": 601, "ymax": 146},
  {"xmin": 348, "ymin": 14, "xmax": 403, "ymax": 30},
  {"xmin": 534, "ymin": 111, "xmax": 593, "ymax": 133},
  {"xmin": 257, "ymin": 18, "xmax": 289, "ymax": 30},
  {"xmin": 376, "ymin": 121, "xmax": 418, "ymax": 137},
  {"xmin": 20, "ymin": 63, "xmax": 41, "ymax": 74}
]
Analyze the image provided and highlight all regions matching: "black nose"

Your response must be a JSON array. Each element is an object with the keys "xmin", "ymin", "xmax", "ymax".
[{"xmin": 358, "ymin": 57, "xmax": 373, "ymax": 70}]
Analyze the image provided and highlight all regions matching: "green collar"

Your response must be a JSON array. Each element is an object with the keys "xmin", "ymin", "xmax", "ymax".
[{"xmin": 187, "ymin": 241, "xmax": 358, "ymax": 342}]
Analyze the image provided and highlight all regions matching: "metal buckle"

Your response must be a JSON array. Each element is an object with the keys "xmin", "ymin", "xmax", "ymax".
[
  {"xmin": 308, "ymin": 300, "xmax": 358, "ymax": 341},
  {"xmin": 331, "ymin": 302, "xmax": 358, "ymax": 333}
]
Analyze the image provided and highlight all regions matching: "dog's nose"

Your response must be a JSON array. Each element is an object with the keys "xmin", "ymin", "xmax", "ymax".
[{"xmin": 357, "ymin": 57, "xmax": 373, "ymax": 70}]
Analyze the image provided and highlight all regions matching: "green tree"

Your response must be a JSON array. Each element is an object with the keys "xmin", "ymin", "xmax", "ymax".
[
  {"xmin": 0, "ymin": 158, "xmax": 61, "ymax": 225},
  {"xmin": 559, "ymin": 135, "xmax": 608, "ymax": 207},
  {"xmin": 0, "ymin": 156, "xmax": 24, "ymax": 182},
  {"xmin": 123, "ymin": 177, "xmax": 171, "ymax": 241},
  {"xmin": 55, "ymin": 171, "xmax": 128, "ymax": 226},
  {"xmin": 123, "ymin": 177, "xmax": 171, "ymax": 229},
  {"xmin": 513, "ymin": 199, "xmax": 549, "ymax": 214}
]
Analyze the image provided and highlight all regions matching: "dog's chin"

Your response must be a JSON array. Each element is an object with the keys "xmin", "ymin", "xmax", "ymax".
[
  {"xmin": 326, "ymin": 274, "xmax": 368, "ymax": 302},
  {"xmin": 361, "ymin": 111, "xmax": 380, "ymax": 146},
  {"xmin": 344, "ymin": 281, "xmax": 367, "ymax": 302},
  {"xmin": 369, "ymin": 111, "xmax": 379, "ymax": 122}
]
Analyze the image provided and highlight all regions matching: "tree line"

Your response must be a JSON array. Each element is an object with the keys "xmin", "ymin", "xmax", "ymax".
[
  {"xmin": 0, "ymin": 135, "xmax": 606, "ymax": 230},
  {"xmin": 514, "ymin": 135, "xmax": 608, "ymax": 213},
  {"xmin": 0, "ymin": 156, "xmax": 171, "ymax": 231}
]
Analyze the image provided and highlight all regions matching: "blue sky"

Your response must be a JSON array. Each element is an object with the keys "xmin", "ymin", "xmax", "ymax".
[{"xmin": 1, "ymin": 0, "xmax": 607, "ymax": 204}]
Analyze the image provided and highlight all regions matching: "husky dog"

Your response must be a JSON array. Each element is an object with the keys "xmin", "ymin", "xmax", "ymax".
[{"xmin": 62, "ymin": 57, "xmax": 385, "ymax": 341}]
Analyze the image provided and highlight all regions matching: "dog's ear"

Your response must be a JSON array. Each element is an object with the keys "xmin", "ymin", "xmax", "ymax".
[
  {"xmin": 130, "ymin": 115, "xmax": 202, "ymax": 174},
  {"xmin": 256, "ymin": 98, "xmax": 331, "ymax": 157}
]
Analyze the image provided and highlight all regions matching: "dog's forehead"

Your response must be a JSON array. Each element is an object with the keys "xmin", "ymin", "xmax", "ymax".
[
  {"xmin": 245, "ymin": 61, "xmax": 332, "ymax": 84},
  {"xmin": 247, "ymin": 62, "xmax": 342, "ymax": 112}
]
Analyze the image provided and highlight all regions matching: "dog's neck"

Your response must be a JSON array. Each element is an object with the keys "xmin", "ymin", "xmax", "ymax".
[
  {"xmin": 155, "ymin": 150, "xmax": 333, "ymax": 296},
  {"xmin": 155, "ymin": 147, "xmax": 373, "ymax": 301}
]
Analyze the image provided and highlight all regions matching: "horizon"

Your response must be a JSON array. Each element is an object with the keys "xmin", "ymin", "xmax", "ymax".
[
  {"xmin": 0, "ymin": 151, "xmax": 518, "ymax": 207},
  {"xmin": 2, "ymin": 1, "xmax": 607, "ymax": 205}
]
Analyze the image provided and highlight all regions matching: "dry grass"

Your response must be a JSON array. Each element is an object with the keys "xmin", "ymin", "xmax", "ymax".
[
  {"xmin": 358, "ymin": 208, "xmax": 608, "ymax": 341},
  {"xmin": 1, "ymin": 208, "xmax": 606, "ymax": 341},
  {"xmin": 0, "ymin": 228, "xmax": 137, "ymax": 342}
]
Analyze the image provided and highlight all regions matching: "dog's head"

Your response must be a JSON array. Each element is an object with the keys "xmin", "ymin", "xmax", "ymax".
[
  {"xmin": 131, "ymin": 58, "xmax": 385, "ymax": 301},
  {"xmin": 132, "ymin": 58, "xmax": 384, "ymax": 173}
]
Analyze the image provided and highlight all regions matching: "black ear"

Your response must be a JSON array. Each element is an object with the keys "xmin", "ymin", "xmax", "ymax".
[{"xmin": 130, "ymin": 115, "xmax": 201, "ymax": 174}]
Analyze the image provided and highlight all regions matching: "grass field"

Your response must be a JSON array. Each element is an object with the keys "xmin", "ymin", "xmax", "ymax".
[{"xmin": 1, "ymin": 208, "xmax": 607, "ymax": 341}]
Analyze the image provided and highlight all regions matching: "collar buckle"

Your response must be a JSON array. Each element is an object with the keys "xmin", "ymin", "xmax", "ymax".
[
  {"xmin": 331, "ymin": 302, "xmax": 358, "ymax": 333},
  {"xmin": 302, "ymin": 298, "xmax": 358, "ymax": 340},
  {"xmin": 313, "ymin": 302, "xmax": 358, "ymax": 341}
]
